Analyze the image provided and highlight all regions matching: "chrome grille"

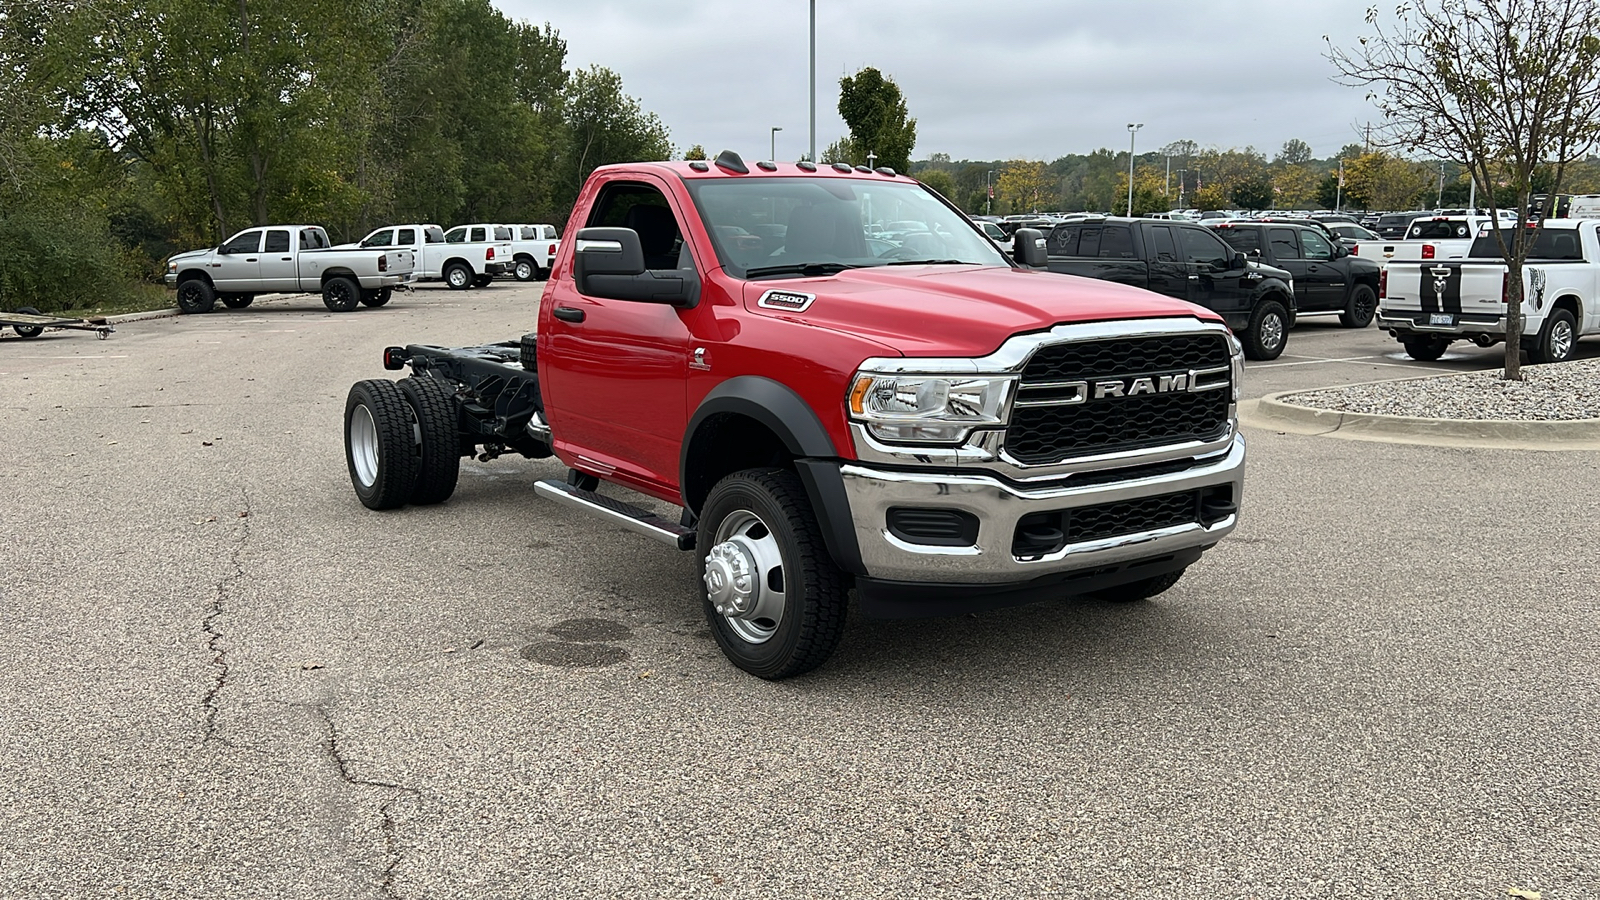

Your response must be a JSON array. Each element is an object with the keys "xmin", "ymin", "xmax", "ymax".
[{"xmin": 1005, "ymin": 333, "xmax": 1231, "ymax": 465}]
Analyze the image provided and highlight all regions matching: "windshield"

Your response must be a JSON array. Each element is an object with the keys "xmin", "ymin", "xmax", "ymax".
[
  {"xmin": 1408, "ymin": 219, "xmax": 1474, "ymax": 239},
  {"xmin": 684, "ymin": 177, "xmax": 1009, "ymax": 278}
]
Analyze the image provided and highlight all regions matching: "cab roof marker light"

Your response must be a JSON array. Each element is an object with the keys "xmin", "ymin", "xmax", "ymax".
[
  {"xmin": 832, "ymin": 163, "xmax": 853, "ymax": 173},
  {"xmin": 688, "ymin": 161, "xmax": 710, "ymax": 172},
  {"xmin": 756, "ymin": 160, "xmax": 778, "ymax": 171},
  {"xmin": 875, "ymin": 166, "xmax": 896, "ymax": 176},
  {"xmin": 797, "ymin": 161, "xmax": 818, "ymax": 172}
]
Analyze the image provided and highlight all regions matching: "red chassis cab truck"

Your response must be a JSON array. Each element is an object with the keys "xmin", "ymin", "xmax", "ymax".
[{"xmin": 343, "ymin": 151, "xmax": 1247, "ymax": 679}]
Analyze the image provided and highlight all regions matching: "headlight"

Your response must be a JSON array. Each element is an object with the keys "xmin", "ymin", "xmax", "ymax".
[
  {"xmin": 1227, "ymin": 331, "xmax": 1244, "ymax": 401},
  {"xmin": 167, "ymin": 261, "xmax": 177, "ymax": 273},
  {"xmin": 847, "ymin": 372, "xmax": 1014, "ymax": 444}
]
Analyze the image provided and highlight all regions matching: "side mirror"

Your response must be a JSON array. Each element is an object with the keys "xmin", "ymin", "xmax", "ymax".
[
  {"xmin": 1013, "ymin": 227, "xmax": 1047, "ymax": 267},
  {"xmin": 1230, "ymin": 251, "xmax": 1248, "ymax": 270},
  {"xmin": 1333, "ymin": 244, "xmax": 1349, "ymax": 258},
  {"xmin": 1248, "ymin": 248, "xmax": 1262, "ymax": 258},
  {"xmin": 573, "ymin": 226, "xmax": 698, "ymax": 307},
  {"xmin": 217, "ymin": 245, "xmax": 231, "ymax": 255}
]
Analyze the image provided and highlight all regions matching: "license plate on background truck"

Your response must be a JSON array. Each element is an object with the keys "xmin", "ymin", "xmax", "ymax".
[{"xmin": 1429, "ymin": 313, "xmax": 1454, "ymax": 325}]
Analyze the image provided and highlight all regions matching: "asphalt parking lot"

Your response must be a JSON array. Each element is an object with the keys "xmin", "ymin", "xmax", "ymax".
[{"xmin": 2, "ymin": 284, "xmax": 1595, "ymax": 899}]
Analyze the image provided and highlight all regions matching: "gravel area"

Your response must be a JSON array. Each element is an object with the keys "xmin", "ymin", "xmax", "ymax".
[{"xmin": 1280, "ymin": 358, "xmax": 1600, "ymax": 421}]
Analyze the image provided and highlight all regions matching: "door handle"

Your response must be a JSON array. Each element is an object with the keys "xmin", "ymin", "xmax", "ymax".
[
  {"xmin": 281, "ymin": 257, "xmax": 293, "ymax": 261},
  {"xmin": 245, "ymin": 257, "xmax": 258, "ymax": 262},
  {"xmin": 553, "ymin": 307, "xmax": 585, "ymax": 323},
  {"xmin": 1188, "ymin": 274, "xmax": 1199, "ymax": 280}
]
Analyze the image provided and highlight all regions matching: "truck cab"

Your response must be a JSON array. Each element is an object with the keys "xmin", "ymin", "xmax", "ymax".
[{"xmin": 344, "ymin": 153, "xmax": 1248, "ymax": 679}]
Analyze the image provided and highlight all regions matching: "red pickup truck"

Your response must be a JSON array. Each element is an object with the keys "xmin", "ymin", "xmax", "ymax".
[{"xmin": 342, "ymin": 151, "xmax": 1247, "ymax": 679}]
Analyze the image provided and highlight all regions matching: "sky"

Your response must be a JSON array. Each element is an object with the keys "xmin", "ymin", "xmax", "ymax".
[{"xmin": 491, "ymin": 0, "xmax": 1387, "ymax": 163}]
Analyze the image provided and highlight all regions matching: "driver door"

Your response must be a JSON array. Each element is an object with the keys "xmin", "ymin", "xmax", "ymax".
[
  {"xmin": 540, "ymin": 175, "xmax": 693, "ymax": 493},
  {"xmin": 214, "ymin": 230, "xmax": 262, "ymax": 291}
]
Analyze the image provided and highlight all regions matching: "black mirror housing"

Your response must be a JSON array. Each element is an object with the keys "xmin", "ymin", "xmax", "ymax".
[
  {"xmin": 574, "ymin": 226, "xmax": 698, "ymax": 307},
  {"xmin": 1231, "ymin": 251, "xmax": 1248, "ymax": 269},
  {"xmin": 1013, "ymin": 227, "xmax": 1047, "ymax": 267}
]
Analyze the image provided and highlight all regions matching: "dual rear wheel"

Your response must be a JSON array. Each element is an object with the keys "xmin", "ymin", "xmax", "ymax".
[{"xmin": 344, "ymin": 377, "xmax": 462, "ymax": 510}]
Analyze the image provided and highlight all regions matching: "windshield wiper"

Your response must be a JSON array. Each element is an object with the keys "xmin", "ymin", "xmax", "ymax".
[
  {"xmin": 744, "ymin": 262, "xmax": 863, "ymax": 279},
  {"xmin": 883, "ymin": 258, "xmax": 977, "ymax": 266}
]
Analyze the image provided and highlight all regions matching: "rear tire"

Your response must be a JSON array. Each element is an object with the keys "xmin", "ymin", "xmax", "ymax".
[
  {"xmin": 514, "ymin": 258, "xmax": 536, "ymax": 281},
  {"xmin": 1402, "ymin": 336, "xmax": 1450, "ymax": 361},
  {"xmin": 344, "ymin": 380, "xmax": 418, "ymax": 510},
  {"xmin": 12, "ymin": 306, "xmax": 44, "ymax": 338},
  {"xmin": 322, "ymin": 276, "xmax": 361, "ymax": 312},
  {"xmin": 361, "ymin": 287, "xmax": 393, "ymax": 308},
  {"xmin": 519, "ymin": 332, "xmax": 538, "ymax": 371},
  {"xmin": 1242, "ymin": 299, "xmax": 1289, "ymax": 361},
  {"xmin": 1338, "ymin": 284, "xmax": 1376, "ymax": 328},
  {"xmin": 1086, "ymin": 569, "xmax": 1185, "ymax": 603},
  {"xmin": 697, "ymin": 469, "xmax": 849, "ymax": 680},
  {"xmin": 1527, "ymin": 308, "xmax": 1577, "ymax": 363},
  {"xmin": 220, "ymin": 293, "xmax": 254, "ymax": 309},
  {"xmin": 176, "ymin": 280, "xmax": 216, "ymax": 314},
  {"xmin": 472, "ymin": 274, "xmax": 493, "ymax": 288},
  {"xmin": 397, "ymin": 376, "xmax": 461, "ymax": 505},
  {"xmin": 444, "ymin": 263, "xmax": 472, "ymax": 290}
]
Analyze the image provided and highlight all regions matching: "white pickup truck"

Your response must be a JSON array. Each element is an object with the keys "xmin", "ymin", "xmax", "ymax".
[
  {"xmin": 1352, "ymin": 214, "xmax": 1494, "ymax": 267},
  {"xmin": 355, "ymin": 224, "xmax": 513, "ymax": 290},
  {"xmin": 1376, "ymin": 218, "xmax": 1600, "ymax": 362},
  {"xmin": 505, "ymin": 224, "xmax": 560, "ymax": 281},
  {"xmin": 165, "ymin": 225, "xmax": 416, "ymax": 314}
]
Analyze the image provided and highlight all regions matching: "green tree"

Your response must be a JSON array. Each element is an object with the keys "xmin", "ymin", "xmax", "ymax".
[
  {"xmin": 916, "ymin": 168, "xmax": 956, "ymax": 200},
  {"xmin": 996, "ymin": 160, "xmax": 1053, "ymax": 212},
  {"xmin": 837, "ymin": 67, "xmax": 916, "ymax": 172},
  {"xmin": 684, "ymin": 145, "xmax": 707, "ymax": 160},
  {"xmin": 1330, "ymin": 0, "xmax": 1600, "ymax": 378},
  {"xmin": 1231, "ymin": 176, "xmax": 1275, "ymax": 210},
  {"xmin": 1276, "ymin": 139, "xmax": 1314, "ymax": 165},
  {"xmin": 555, "ymin": 65, "xmax": 672, "ymax": 206}
]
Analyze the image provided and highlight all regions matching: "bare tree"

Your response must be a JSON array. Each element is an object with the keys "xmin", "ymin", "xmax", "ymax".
[{"xmin": 1328, "ymin": 0, "xmax": 1600, "ymax": 379}]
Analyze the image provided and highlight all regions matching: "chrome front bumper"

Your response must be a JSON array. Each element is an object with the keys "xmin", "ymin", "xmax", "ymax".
[{"xmin": 838, "ymin": 434, "xmax": 1245, "ymax": 584}]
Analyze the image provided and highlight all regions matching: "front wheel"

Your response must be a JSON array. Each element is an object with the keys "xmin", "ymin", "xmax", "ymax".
[
  {"xmin": 513, "ymin": 258, "xmax": 536, "ymax": 281},
  {"xmin": 1527, "ymin": 308, "xmax": 1577, "ymax": 363},
  {"xmin": 221, "ymin": 293, "xmax": 254, "ymax": 309},
  {"xmin": 361, "ymin": 287, "xmax": 393, "ymax": 308},
  {"xmin": 444, "ymin": 263, "xmax": 472, "ymax": 290},
  {"xmin": 1402, "ymin": 336, "xmax": 1450, "ymax": 361},
  {"xmin": 1243, "ymin": 299, "xmax": 1289, "ymax": 361},
  {"xmin": 697, "ymin": 469, "xmax": 849, "ymax": 680},
  {"xmin": 344, "ymin": 380, "xmax": 419, "ymax": 510},
  {"xmin": 12, "ymin": 306, "xmax": 44, "ymax": 338},
  {"xmin": 472, "ymin": 274, "xmax": 494, "ymax": 288},
  {"xmin": 176, "ymin": 280, "xmax": 216, "ymax": 314},
  {"xmin": 323, "ymin": 276, "xmax": 361, "ymax": 312},
  {"xmin": 1339, "ymin": 285, "xmax": 1377, "ymax": 328}
]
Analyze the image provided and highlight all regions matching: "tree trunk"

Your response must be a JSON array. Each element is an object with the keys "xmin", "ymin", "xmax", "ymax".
[{"xmin": 1504, "ymin": 258, "xmax": 1523, "ymax": 381}]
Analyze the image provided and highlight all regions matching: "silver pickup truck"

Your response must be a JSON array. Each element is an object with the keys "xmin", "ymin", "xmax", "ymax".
[{"xmin": 165, "ymin": 225, "xmax": 416, "ymax": 313}]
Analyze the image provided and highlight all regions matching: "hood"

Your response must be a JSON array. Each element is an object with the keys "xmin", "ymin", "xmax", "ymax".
[
  {"xmin": 169, "ymin": 246, "xmax": 215, "ymax": 264},
  {"xmin": 742, "ymin": 264, "xmax": 1221, "ymax": 358}
]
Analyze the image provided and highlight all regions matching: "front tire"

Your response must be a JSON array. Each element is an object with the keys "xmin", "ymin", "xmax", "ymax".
[
  {"xmin": 344, "ymin": 380, "xmax": 418, "ymax": 510},
  {"xmin": 1339, "ymin": 285, "xmax": 1377, "ymax": 328},
  {"xmin": 12, "ymin": 306, "xmax": 44, "ymax": 338},
  {"xmin": 444, "ymin": 263, "xmax": 472, "ymax": 290},
  {"xmin": 397, "ymin": 376, "xmax": 461, "ymax": 505},
  {"xmin": 514, "ymin": 258, "xmax": 536, "ymax": 281},
  {"xmin": 322, "ymin": 276, "xmax": 361, "ymax": 312},
  {"xmin": 1243, "ymin": 298, "xmax": 1289, "ymax": 361},
  {"xmin": 697, "ymin": 469, "xmax": 848, "ymax": 680},
  {"xmin": 361, "ymin": 287, "xmax": 393, "ymax": 308},
  {"xmin": 220, "ymin": 293, "xmax": 254, "ymax": 309},
  {"xmin": 1527, "ymin": 308, "xmax": 1577, "ymax": 363},
  {"xmin": 472, "ymin": 274, "xmax": 494, "ymax": 288},
  {"xmin": 176, "ymin": 280, "xmax": 216, "ymax": 314},
  {"xmin": 1402, "ymin": 336, "xmax": 1450, "ymax": 361}
]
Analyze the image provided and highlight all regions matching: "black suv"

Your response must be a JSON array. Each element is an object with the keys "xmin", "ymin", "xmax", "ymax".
[{"xmin": 1205, "ymin": 221, "xmax": 1381, "ymax": 327}]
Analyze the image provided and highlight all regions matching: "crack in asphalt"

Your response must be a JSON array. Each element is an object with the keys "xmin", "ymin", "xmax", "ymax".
[
  {"xmin": 201, "ymin": 490, "xmax": 251, "ymax": 744},
  {"xmin": 312, "ymin": 704, "xmax": 419, "ymax": 899}
]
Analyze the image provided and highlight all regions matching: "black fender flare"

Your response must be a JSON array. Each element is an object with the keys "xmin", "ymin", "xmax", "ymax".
[{"xmin": 682, "ymin": 377, "xmax": 865, "ymax": 575}]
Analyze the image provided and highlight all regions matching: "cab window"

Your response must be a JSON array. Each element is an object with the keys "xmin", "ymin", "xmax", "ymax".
[
  {"xmin": 364, "ymin": 229, "xmax": 395, "ymax": 247},
  {"xmin": 588, "ymin": 181, "xmax": 687, "ymax": 270},
  {"xmin": 222, "ymin": 231, "xmax": 262, "ymax": 254},
  {"xmin": 424, "ymin": 226, "xmax": 446, "ymax": 243},
  {"xmin": 1268, "ymin": 228, "xmax": 1300, "ymax": 259},
  {"xmin": 1300, "ymin": 229, "xmax": 1334, "ymax": 261},
  {"xmin": 1150, "ymin": 225, "xmax": 1177, "ymax": 261},
  {"xmin": 1178, "ymin": 226, "xmax": 1230, "ymax": 270},
  {"xmin": 470, "ymin": 227, "xmax": 487, "ymax": 242},
  {"xmin": 1214, "ymin": 227, "xmax": 1261, "ymax": 256},
  {"xmin": 1097, "ymin": 225, "xmax": 1134, "ymax": 258},
  {"xmin": 396, "ymin": 228, "xmax": 416, "ymax": 245},
  {"xmin": 263, "ymin": 230, "xmax": 291, "ymax": 253},
  {"xmin": 494, "ymin": 226, "xmax": 512, "ymax": 241},
  {"xmin": 1047, "ymin": 224, "xmax": 1080, "ymax": 256},
  {"xmin": 445, "ymin": 228, "xmax": 466, "ymax": 244}
]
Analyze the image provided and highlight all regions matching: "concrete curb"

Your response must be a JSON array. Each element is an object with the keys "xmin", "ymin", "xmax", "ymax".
[
  {"xmin": 107, "ymin": 307, "xmax": 181, "ymax": 325},
  {"xmin": 1243, "ymin": 394, "xmax": 1600, "ymax": 450}
]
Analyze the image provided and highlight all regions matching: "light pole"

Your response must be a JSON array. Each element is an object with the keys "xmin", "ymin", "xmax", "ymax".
[
  {"xmin": 1177, "ymin": 168, "xmax": 1186, "ymax": 207},
  {"xmin": 770, "ymin": 126, "xmax": 783, "ymax": 161},
  {"xmin": 1126, "ymin": 123, "xmax": 1143, "ymax": 216},
  {"xmin": 986, "ymin": 168, "xmax": 994, "ymax": 216},
  {"xmin": 867, "ymin": 151, "xmax": 877, "ymax": 170},
  {"xmin": 1336, "ymin": 159, "xmax": 1344, "ymax": 212},
  {"xmin": 808, "ymin": 0, "xmax": 816, "ymax": 163}
]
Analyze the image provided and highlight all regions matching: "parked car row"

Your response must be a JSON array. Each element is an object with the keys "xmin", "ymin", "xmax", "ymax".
[{"xmin": 164, "ymin": 220, "xmax": 561, "ymax": 313}]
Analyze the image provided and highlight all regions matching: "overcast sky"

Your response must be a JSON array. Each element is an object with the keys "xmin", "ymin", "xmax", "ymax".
[{"xmin": 492, "ymin": 0, "xmax": 1386, "ymax": 163}]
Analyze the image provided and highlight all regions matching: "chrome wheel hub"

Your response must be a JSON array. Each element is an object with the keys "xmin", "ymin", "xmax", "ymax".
[
  {"xmin": 1551, "ymin": 321, "xmax": 1574, "ymax": 359},
  {"xmin": 350, "ymin": 405, "xmax": 379, "ymax": 487},
  {"xmin": 704, "ymin": 510, "xmax": 787, "ymax": 644},
  {"xmin": 1263, "ymin": 313, "xmax": 1285, "ymax": 351}
]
